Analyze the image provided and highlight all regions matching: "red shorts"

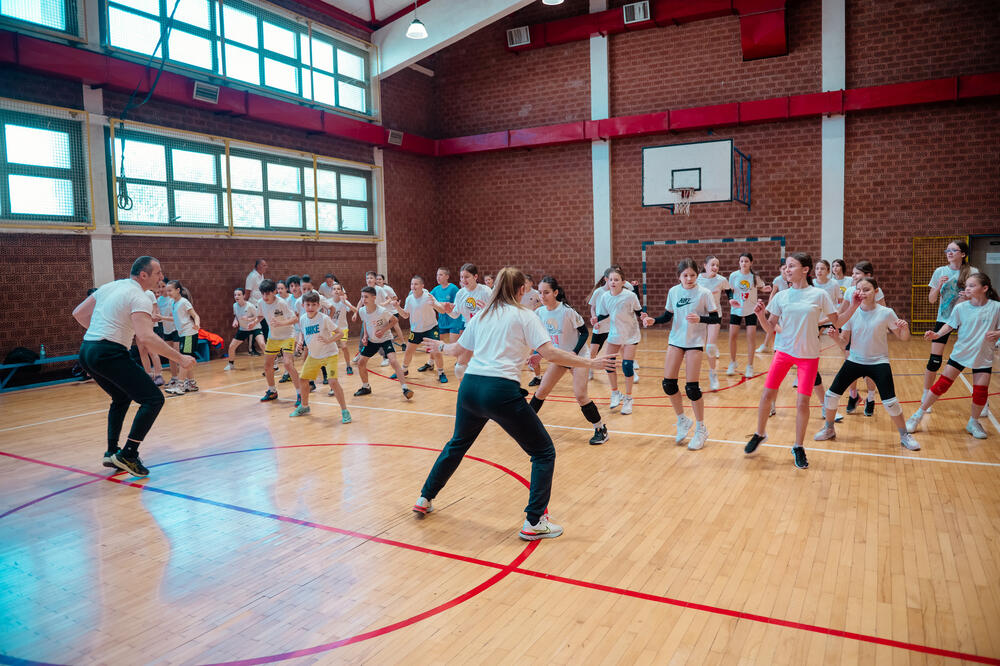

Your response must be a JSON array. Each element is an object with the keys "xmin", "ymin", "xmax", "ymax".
[{"xmin": 764, "ymin": 351, "xmax": 819, "ymax": 396}]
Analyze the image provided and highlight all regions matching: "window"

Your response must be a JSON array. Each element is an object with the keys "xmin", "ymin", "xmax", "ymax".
[
  {"xmin": 0, "ymin": 109, "xmax": 89, "ymax": 224},
  {"xmin": 104, "ymin": 0, "xmax": 372, "ymax": 116},
  {"xmin": 109, "ymin": 125, "xmax": 374, "ymax": 235},
  {"xmin": 1, "ymin": 0, "xmax": 80, "ymax": 37}
]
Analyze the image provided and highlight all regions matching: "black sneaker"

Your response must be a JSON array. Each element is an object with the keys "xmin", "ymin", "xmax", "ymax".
[
  {"xmin": 792, "ymin": 446, "xmax": 809, "ymax": 469},
  {"xmin": 103, "ymin": 448, "xmax": 120, "ymax": 469},
  {"xmin": 745, "ymin": 433, "xmax": 767, "ymax": 454},
  {"xmin": 864, "ymin": 398, "xmax": 875, "ymax": 417},
  {"xmin": 309, "ymin": 381, "xmax": 317, "ymax": 392},
  {"xmin": 846, "ymin": 394, "xmax": 859, "ymax": 414},
  {"xmin": 279, "ymin": 373, "xmax": 292, "ymax": 383},
  {"xmin": 112, "ymin": 451, "xmax": 149, "ymax": 477},
  {"xmin": 528, "ymin": 377, "xmax": 541, "ymax": 387},
  {"xmin": 402, "ymin": 387, "xmax": 414, "ymax": 400},
  {"xmin": 589, "ymin": 425, "xmax": 609, "ymax": 445},
  {"xmin": 417, "ymin": 363, "xmax": 434, "ymax": 372},
  {"xmin": 354, "ymin": 386, "xmax": 372, "ymax": 396}
]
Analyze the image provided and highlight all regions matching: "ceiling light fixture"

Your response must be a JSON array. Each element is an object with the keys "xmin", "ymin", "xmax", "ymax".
[
  {"xmin": 406, "ymin": 1, "xmax": 428, "ymax": 39},
  {"xmin": 542, "ymin": 0, "xmax": 565, "ymax": 5}
]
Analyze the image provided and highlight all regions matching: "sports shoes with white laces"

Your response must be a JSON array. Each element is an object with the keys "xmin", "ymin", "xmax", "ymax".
[
  {"xmin": 519, "ymin": 514, "xmax": 563, "ymax": 541},
  {"xmin": 675, "ymin": 414, "xmax": 693, "ymax": 443},
  {"xmin": 589, "ymin": 425, "xmax": 609, "ymax": 445},
  {"xmin": 709, "ymin": 370, "xmax": 719, "ymax": 391},
  {"xmin": 620, "ymin": 396, "xmax": 633, "ymax": 415},
  {"xmin": 412, "ymin": 497, "xmax": 433, "ymax": 517},
  {"xmin": 726, "ymin": 361, "xmax": 738, "ymax": 376},
  {"xmin": 756, "ymin": 343, "xmax": 768, "ymax": 353},
  {"xmin": 744, "ymin": 364, "xmax": 754, "ymax": 378},
  {"xmin": 905, "ymin": 412, "xmax": 923, "ymax": 434},
  {"xmin": 900, "ymin": 433, "xmax": 920, "ymax": 450},
  {"xmin": 813, "ymin": 425, "xmax": 836, "ymax": 441},
  {"xmin": 224, "ymin": 363, "xmax": 234, "ymax": 371},
  {"xmin": 632, "ymin": 371, "xmax": 639, "ymax": 384},
  {"xmin": 609, "ymin": 391, "xmax": 622, "ymax": 410},
  {"xmin": 289, "ymin": 404, "xmax": 310, "ymax": 417},
  {"xmin": 688, "ymin": 424, "xmax": 708, "ymax": 450},
  {"xmin": 380, "ymin": 358, "xmax": 390, "ymax": 367},
  {"xmin": 966, "ymin": 418, "xmax": 988, "ymax": 439}
]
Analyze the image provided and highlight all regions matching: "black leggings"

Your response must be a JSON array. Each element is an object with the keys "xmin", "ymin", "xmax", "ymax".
[
  {"xmin": 419, "ymin": 373, "xmax": 555, "ymax": 524},
  {"xmin": 79, "ymin": 340, "xmax": 165, "ymax": 452},
  {"xmin": 828, "ymin": 360, "xmax": 896, "ymax": 400}
]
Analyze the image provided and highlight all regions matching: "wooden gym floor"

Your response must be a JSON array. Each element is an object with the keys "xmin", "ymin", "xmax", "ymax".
[{"xmin": 2, "ymin": 331, "xmax": 998, "ymax": 665}]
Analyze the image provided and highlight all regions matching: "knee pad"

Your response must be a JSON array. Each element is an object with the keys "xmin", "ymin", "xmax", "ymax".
[
  {"xmin": 930, "ymin": 375, "xmax": 954, "ymax": 396},
  {"xmin": 973, "ymin": 385, "xmax": 989, "ymax": 407},
  {"xmin": 622, "ymin": 359, "xmax": 634, "ymax": 377},
  {"xmin": 580, "ymin": 400, "xmax": 602, "ymax": 424},
  {"xmin": 662, "ymin": 378, "xmax": 679, "ymax": 395},
  {"xmin": 684, "ymin": 381, "xmax": 702, "ymax": 402},
  {"xmin": 814, "ymin": 371, "xmax": 823, "ymax": 387},
  {"xmin": 529, "ymin": 396, "xmax": 544, "ymax": 413},
  {"xmin": 824, "ymin": 389, "xmax": 840, "ymax": 413},
  {"xmin": 882, "ymin": 396, "xmax": 902, "ymax": 416},
  {"xmin": 926, "ymin": 354, "xmax": 942, "ymax": 372}
]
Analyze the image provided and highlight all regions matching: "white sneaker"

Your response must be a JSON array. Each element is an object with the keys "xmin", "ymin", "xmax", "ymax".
[
  {"xmin": 706, "ymin": 343, "xmax": 720, "ymax": 358},
  {"xmin": 688, "ymin": 424, "xmax": 708, "ymax": 450},
  {"xmin": 744, "ymin": 364, "xmax": 754, "ymax": 378},
  {"xmin": 519, "ymin": 514, "xmax": 563, "ymax": 540},
  {"xmin": 792, "ymin": 377, "xmax": 798, "ymax": 388},
  {"xmin": 224, "ymin": 362, "xmax": 234, "ymax": 371},
  {"xmin": 675, "ymin": 414, "xmax": 694, "ymax": 443},
  {"xmin": 756, "ymin": 343, "xmax": 768, "ymax": 353},
  {"xmin": 709, "ymin": 371, "xmax": 719, "ymax": 391},
  {"xmin": 412, "ymin": 497, "xmax": 433, "ymax": 517},
  {"xmin": 905, "ymin": 412, "xmax": 923, "ymax": 434},
  {"xmin": 620, "ymin": 396, "xmax": 633, "ymax": 415},
  {"xmin": 727, "ymin": 361, "xmax": 738, "ymax": 376},
  {"xmin": 380, "ymin": 358, "xmax": 390, "ymax": 367},
  {"xmin": 966, "ymin": 419, "xmax": 988, "ymax": 440},
  {"xmin": 609, "ymin": 391, "xmax": 622, "ymax": 410},
  {"xmin": 632, "ymin": 371, "xmax": 639, "ymax": 384},
  {"xmin": 813, "ymin": 425, "xmax": 836, "ymax": 441},
  {"xmin": 900, "ymin": 433, "xmax": 921, "ymax": 450},
  {"xmin": 981, "ymin": 403, "xmax": 991, "ymax": 418},
  {"xmin": 769, "ymin": 403, "xmax": 776, "ymax": 417}
]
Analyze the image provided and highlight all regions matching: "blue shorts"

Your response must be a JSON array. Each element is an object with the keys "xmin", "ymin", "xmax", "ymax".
[{"xmin": 439, "ymin": 316, "xmax": 465, "ymax": 334}]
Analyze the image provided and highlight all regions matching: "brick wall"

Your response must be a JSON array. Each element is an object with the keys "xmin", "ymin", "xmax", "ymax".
[
  {"xmin": 0, "ymin": 234, "xmax": 92, "ymax": 359},
  {"xmin": 382, "ymin": 150, "xmax": 440, "ymax": 298},
  {"xmin": 381, "ymin": 64, "xmax": 436, "ymax": 137}
]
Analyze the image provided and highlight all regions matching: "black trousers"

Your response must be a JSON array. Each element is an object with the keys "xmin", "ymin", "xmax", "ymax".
[
  {"xmin": 420, "ymin": 373, "xmax": 555, "ymax": 524},
  {"xmin": 828, "ymin": 360, "xmax": 896, "ymax": 400},
  {"xmin": 79, "ymin": 340, "xmax": 165, "ymax": 451}
]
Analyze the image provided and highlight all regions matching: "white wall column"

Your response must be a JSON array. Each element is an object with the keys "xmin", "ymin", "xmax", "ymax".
[
  {"xmin": 821, "ymin": 0, "xmax": 846, "ymax": 261},
  {"xmin": 83, "ymin": 85, "xmax": 116, "ymax": 286},
  {"xmin": 590, "ymin": 0, "xmax": 611, "ymax": 282},
  {"xmin": 373, "ymin": 147, "xmax": 388, "ymax": 276}
]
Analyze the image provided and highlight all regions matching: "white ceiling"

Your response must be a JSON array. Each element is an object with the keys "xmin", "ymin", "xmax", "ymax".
[{"xmin": 319, "ymin": 0, "xmax": 419, "ymax": 23}]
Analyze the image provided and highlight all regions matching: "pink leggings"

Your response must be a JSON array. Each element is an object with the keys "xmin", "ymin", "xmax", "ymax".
[{"xmin": 764, "ymin": 351, "xmax": 819, "ymax": 396}]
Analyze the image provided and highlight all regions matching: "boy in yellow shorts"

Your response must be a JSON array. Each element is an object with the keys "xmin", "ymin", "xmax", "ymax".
[
  {"xmin": 292, "ymin": 292, "xmax": 351, "ymax": 422},
  {"xmin": 259, "ymin": 279, "xmax": 302, "ymax": 404}
]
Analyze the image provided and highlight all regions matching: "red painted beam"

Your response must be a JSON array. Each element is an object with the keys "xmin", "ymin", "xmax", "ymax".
[
  {"xmin": 788, "ymin": 90, "xmax": 842, "ymax": 117},
  {"xmin": 670, "ymin": 102, "xmax": 740, "ymax": 130},
  {"xmin": 959, "ymin": 72, "xmax": 1000, "ymax": 99},
  {"xmin": 509, "ymin": 121, "xmax": 586, "ymax": 148},
  {"xmin": 844, "ymin": 77, "xmax": 957, "ymax": 112},
  {"xmin": 738, "ymin": 97, "xmax": 788, "ymax": 123},
  {"xmin": 437, "ymin": 131, "xmax": 510, "ymax": 156},
  {"xmin": 652, "ymin": 0, "xmax": 733, "ymax": 26},
  {"xmin": 597, "ymin": 112, "xmax": 670, "ymax": 139}
]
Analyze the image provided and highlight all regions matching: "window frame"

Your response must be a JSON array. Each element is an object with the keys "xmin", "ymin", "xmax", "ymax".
[
  {"xmin": 0, "ymin": 108, "xmax": 90, "ymax": 224},
  {"xmin": 0, "ymin": 0, "xmax": 83, "ymax": 41}
]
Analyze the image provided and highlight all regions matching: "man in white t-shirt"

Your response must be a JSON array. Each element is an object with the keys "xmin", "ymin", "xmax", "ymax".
[{"xmin": 73, "ymin": 256, "xmax": 194, "ymax": 478}]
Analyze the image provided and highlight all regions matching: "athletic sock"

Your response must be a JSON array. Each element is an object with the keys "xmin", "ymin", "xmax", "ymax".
[
  {"xmin": 792, "ymin": 443, "xmax": 804, "ymax": 449},
  {"xmin": 530, "ymin": 396, "xmax": 544, "ymax": 412},
  {"xmin": 107, "ymin": 442, "xmax": 119, "ymax": 454},
  {"xmin": 122, "ymin": 439, "xmax": 140, "ymax": 456}
]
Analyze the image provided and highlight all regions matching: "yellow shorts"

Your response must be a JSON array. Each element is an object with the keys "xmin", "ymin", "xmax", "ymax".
[
  {"xmin": 341, "ymin": 328, "xmax": 349, "ymax": 341},
  {"xmin": 265, "ymin": 337, "xmax": 295, "ymax": 355},
  {"xmin": 300, "ymin": 354, "xmax": 338, "ymax": 381}
]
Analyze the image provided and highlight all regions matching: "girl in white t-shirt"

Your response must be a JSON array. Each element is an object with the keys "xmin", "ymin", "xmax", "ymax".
[
  {"xmin": 528, "ymin": 276, "xmax": 607, "ymax": 445},
  {"xmin": 831, "ymin": 259, "xmax": 852, "ymax": 296},
  {"xmin": 744, "ymin": 253, "xmax": 841, "ymax": 469},
  {"xmin": 164, "ymin": 280, "xmax": 200, "ymax": 395},
  {"xmin": 757, "ymin": 261, "xmax": 789, "ymax": 355},
  {"xmin": 814, "ymin": 259, "xmax": 843, "ymax": 311},
  {"xmin": 642, "ymin": 259, "xmax": 719, "ymax": 450},
  {"xmin": 697, "ymin": 256, "xmax": 728, "ymax": 391},
  {"xmin": 727, "ymin": 252, "xmax": 769, "ymax": 378},
  {"xmin": 923, "ymin": 240, "xmax": 977, "ymax": 405},
  {"xmin": 815, "ymin": 277, "xmax": 918, "ymax": 450},
  {"xmin": 412, "ymin": 268, "xmax": 614, "ymax": 541},
  {"xmin": 593, "ymin": 268, "xmax": 643, "ymax": 414},
  {"xmin": 907, "ymin": 273, "xmax": 1000, "ymax": 440},
  {"xmin": 444, "ymin": 263, "xmax": 493, "ymax": 376},
  {"xmin": 226, "ymin": 287, "xmax": 263, "ymax": 370},
  {"xmin": 838, "ymin": 260, "xmax": 885, "ymax": 414}
]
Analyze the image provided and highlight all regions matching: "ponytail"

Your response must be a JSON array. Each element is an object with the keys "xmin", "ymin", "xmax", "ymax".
[
  {"xmin": 167, "ymin": 279, "xmax": 191, "ymax": 303},
  {"xmin": 952, "ymin": 240, "xmax": 974, "ymax": 289},
  {"xmin": 789, "ymin": 252, "xmax": 814, "ymax": 286},
  {"xmin": 481, "ymin": 267, "xmax": 527, "ymax": 317},
  {"xmin": 967, "ymin": 273, "xmax": 1000, "ymax": 302}
]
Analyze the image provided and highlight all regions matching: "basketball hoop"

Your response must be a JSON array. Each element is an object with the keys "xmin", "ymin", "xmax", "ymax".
[{"xmin": 670, "ymin": 187, "xmax": 695, "ymax": 215}]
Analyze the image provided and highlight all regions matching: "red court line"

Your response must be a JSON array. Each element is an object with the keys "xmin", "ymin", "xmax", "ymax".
[{"xmin": 3, "ymin": 446, "xmax": 998, "ymax": 664}]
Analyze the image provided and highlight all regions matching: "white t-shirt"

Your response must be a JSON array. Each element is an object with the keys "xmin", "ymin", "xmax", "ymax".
[
  {"xmin": 766, "ymin": 286, "xmax": 837, "ymax": 359},
  {"xmin": 382, "ymin": 285, "xmax": 399, "ymax": 313},
  {"xmin": 318, "ymin": 282, "xmax": 335, "ymax": 298},
  {"xmin": 172, "ymin": 297, "xmax": 197, "ymax": 337},
  {"xmin": 404, "ymin": 291, "xmax": 439, "ymax": 333},
  {"xmin": 728, "ymin": 270, "xmax": 762, "ymax": 316},
  {"xmin": 930, "ymin": 265, "xmax": 978, "ymax": 322},
  {"xmin": 598, "ymin": 289, "xmax": 642, "ymax": 346},
  {"xmin": 814, "ymin": 278, "xmax": 841, "ymax": 306},
  {"xmin": 589, "ymin": 287, "xmax": 610, "ymax": 334},
  {"xmin": 772, "ymin": 275, "xmax": 788, "ymax": 293},
  {"xmin": 233, "ymin": 301, "xmax": 259, "ymax": 331},
  {"xmin": 449, "ymin": 284, "xmax": 493, "ymax": 323},
  {"xmin": 665, "ymin": 284, "xmax": 718, "ymax": 348},
  {"xmin": 696, "ymin": 274, "xmax": 728, "ymax": 307},
  {"xmin": 843, "ymin": 305, "xmax": 899, "ymax": 365},
  {"xmin": 836, "ymin": 276, "xmax": 853, "ymax": 295},
  {"xmin": 947, "ymin": 300, "xmax": 1000, "ymax": 369},
  {"xmin": 521, "ymin": 288, "xmax": 542, "ymax": 311},
  {"xmin": 843, "ymin": 285, "xmax": 885, "ymax": 306},
  {"xmin": 459, "ymin": 304, "xmax": 552, "ymax": 382},
  {"xmin": 245, "ymin": 269, "xmax": 264, "ymax": 304},
  {"xmin": 328, "ymin": 298, "xmax": 350, "ymax": 330},
  {"xmin": 536, "ymin": 302, "xmax": 586, "ymax": 353},
  {"xmin": 156, "ymin": 294, "xmax": 175, "ymax": 334},
  {"xmin": 359, "ymin": 305, "xmax": 394, "ymax": 343},
  {"xmin": 260, "ymin": 296, "xmax": 296, "ymax": 340},
  {"xmin": 300, "ymin": 312, "xmax": 340, "ymax": 359},
  {"xmin": 84, "ymin": 278, "xmax": 154, "ymax": 348}
]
